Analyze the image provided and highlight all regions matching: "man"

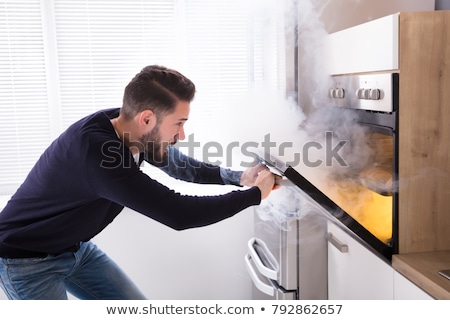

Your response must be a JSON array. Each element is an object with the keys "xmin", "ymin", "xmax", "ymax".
[{"xmin": 0, "ymin": 65, "xmax": 278, "ymax": 299}]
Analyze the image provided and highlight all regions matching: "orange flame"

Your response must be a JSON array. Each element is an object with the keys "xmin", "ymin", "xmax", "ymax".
[{"xmin": 331, "ymin": 181, "xmax": 392, "ymax": 244}]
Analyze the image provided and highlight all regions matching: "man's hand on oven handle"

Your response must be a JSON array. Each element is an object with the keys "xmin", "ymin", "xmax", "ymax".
[
  {"xmin": 239, "ymin": 163, "xmax": 266, "ymax": 187},
  {"xmin": 255, "ymin": 169, "xmax": 281, "ymax": 200},
  {"xmin": 241, "ymin": 165, "xmax": 281, "ymax": 200}
]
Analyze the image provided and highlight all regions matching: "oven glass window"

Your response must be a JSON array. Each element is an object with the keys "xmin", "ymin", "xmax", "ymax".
[{"xmin": 328, "ymin": 132, "xmax": 394, "ymax": 245}]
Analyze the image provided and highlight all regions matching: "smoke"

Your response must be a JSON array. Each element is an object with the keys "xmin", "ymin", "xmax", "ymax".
[
  {"xmin": 256, "ymin": 184, "xmax": 329, "ymax": 231},
  {"xmin": 256, "ymin": 185, "xmax": 302, "ymax": 231},
  {"xmin": 300, "ymin": 106, "xmax": 374, "ymax": 176},
  {"xmin": 218, "ymin": 0, "xmax": 372, "ymax": 170},
  {"xmin": 189, "ymin": 0, "xmax": 396, "ymax": 232},
  {"xmin": 231, "ymin": 0, "xmax": 396, "ymax": 229},
  {"xmin": 296, "ymin": 0, "xmax": 332, "ymax": 111}
]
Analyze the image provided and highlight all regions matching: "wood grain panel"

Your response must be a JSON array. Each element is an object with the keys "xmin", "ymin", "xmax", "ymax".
[{"xmin": 398, "ymin": 11, "xmax": 450, "ymax": 253}]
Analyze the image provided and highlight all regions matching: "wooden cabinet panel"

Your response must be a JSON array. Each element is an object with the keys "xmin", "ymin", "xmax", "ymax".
[{"xmin": 398, "ymin": 11, "xmax": 450, "ymax": 253}]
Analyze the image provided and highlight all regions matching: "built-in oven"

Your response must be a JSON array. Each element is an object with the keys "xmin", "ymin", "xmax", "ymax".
[
  {"xmin": 322, "ymin": 72, "xmax": 399, "ymax": 261},
  {"xmin": 273, "ymin": 72, "xmax": 399, "ymax": 258}
]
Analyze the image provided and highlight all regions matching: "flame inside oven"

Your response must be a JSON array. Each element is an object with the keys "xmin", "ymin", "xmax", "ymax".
[
  {"xmin": 326, "ymin": 131, "xmax": 394, "ymax": 245},
  {"xmin": 330, "ymin": 180, "xmax": 393, "ymax": 244}
]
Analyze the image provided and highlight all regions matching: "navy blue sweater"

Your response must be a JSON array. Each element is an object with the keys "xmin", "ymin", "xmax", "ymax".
[{"xmin": 0, "ymin": 109, "xmax": 260, "ymax": 257}]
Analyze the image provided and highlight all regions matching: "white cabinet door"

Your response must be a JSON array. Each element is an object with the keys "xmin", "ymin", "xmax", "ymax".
[
  {"xmin": 393, "ymin": 271, "xmax": 434, "ymax": 300},
  {"xmin": 327, "ymin": 221, "xmax": 394, "ymax": 299}
]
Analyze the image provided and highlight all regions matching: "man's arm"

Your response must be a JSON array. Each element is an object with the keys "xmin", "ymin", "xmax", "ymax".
[
  {"xmin": 148, "ymin": 146, "xmax": 241, "ymax": 185},
  {"xmin": 149, "ymin": 146, "xmax": 280, "ymax": 188}
]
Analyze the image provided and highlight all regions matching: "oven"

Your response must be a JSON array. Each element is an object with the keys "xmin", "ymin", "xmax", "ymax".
[{"xmin": 322, "ymin": 72, "xmax": 399, "ymax": 260}]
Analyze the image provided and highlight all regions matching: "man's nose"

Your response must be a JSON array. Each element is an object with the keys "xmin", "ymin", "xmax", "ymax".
[{"xmin": 178, "ymin": 126, "xmax": 186, "ymax": 141}]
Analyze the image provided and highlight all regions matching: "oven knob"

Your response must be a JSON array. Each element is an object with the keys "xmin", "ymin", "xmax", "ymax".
[
  {"xmin": 369, "ymin": 88, "xmax": 381, "ymax": 100},
  {"xmin": 329, "ymin": 89, "xmax": 335, "ymax": 98},
  {"xmin": 336, "ymin": 88, "xmax": 345, "ymax": 99},
  {"xmin": 356, "ymin": 88, "xmax": 364, "ymax": 99},
  {"xmin": 363, "ymin": 88, "xmax": 371, "ymax": 99}
]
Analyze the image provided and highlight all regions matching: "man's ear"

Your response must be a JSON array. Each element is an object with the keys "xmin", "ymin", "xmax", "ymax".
[{"xmin": 139, "ymin": 109, "xmax": 156, "ymax": 127}]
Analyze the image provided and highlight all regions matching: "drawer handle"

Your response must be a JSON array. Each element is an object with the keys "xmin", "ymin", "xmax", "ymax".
[{"xmin": 327, "ymin": 232, "xmax": 349, "ymax": 253}]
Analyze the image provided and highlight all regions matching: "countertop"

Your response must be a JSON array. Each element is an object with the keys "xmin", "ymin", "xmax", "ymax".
[{"xmin": 392, "ymin": 251, "xmax": 450, "ymax": 300}]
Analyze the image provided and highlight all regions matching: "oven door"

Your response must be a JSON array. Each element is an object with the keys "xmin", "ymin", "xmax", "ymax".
[{"xmin": 259, "ymin": 148, "xmax": 395, "ymax": 262}]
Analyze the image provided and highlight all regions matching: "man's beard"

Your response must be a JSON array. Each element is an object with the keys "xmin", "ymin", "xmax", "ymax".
[{"xmin": 139, "ymin": 124, "xmax": 173, "ymax": 165}]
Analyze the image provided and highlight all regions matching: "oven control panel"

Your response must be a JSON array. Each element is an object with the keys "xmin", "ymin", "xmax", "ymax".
[{"xmin": 328, "ymin": 73, "xmax": 398, "ymax": 113}]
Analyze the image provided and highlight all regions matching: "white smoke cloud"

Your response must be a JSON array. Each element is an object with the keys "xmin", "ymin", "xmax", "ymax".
[{"xmin": 239, "ymin": 0, "xmax": 396, "ymax": 229}]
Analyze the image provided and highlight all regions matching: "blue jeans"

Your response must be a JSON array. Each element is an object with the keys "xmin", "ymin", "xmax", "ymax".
[{"xmin": 0, "ymin": 241, "xmax": 146, "ymax": 300}]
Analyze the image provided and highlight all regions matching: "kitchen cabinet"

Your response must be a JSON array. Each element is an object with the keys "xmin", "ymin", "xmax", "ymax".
[
  {"xmin": 327, "ymin": 221, "xmax": 394, "ymax": 299},
  {"xmin": 328, "ymin": 221, "xmax": 437, "ymax": 299},
  {"xmin": 393, "ymin": 270, "xmax": 434, "ymax": 300}
]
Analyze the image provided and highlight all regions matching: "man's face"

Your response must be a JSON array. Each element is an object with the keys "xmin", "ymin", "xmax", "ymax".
[{"xmin": 140, "ymin": 101, "xmax": 190, "ymax": 163}]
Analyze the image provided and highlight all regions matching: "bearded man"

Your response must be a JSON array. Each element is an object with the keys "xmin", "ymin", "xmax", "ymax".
[{"xmin": 0, "ymin": 65, "xmax": 278, "ymax": 300}]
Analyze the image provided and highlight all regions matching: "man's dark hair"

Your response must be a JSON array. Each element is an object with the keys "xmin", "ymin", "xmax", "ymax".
[{"xmin": 121, "ymin": 65, "xmax": 196, "ymax": 120}]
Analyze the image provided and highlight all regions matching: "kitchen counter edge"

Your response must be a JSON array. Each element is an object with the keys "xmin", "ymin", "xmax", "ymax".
[{"xmin": 392, "ymin": 251, "xmax": 450, "ymax": 300}]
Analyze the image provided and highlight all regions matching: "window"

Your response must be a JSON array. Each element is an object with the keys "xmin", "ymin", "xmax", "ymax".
[
  {"xmin": 53, "ymin": 0, "xmax": 179, "ymax": 128},
  {"xmin": 0, "ymin": 0, "xmax": 286, "ymax": 194},
  {"xmin": 0, "ymin": 0, "xmax": 50, "ymax": 194}
]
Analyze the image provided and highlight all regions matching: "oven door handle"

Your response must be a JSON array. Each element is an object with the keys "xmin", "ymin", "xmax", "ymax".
[
  {"xmin": 247, "ymin": 237, "xmax": 279, "ymax": 280},
  {"xmin": 244, "ymin": 253, "xmax": 275, "ymax": 296}
]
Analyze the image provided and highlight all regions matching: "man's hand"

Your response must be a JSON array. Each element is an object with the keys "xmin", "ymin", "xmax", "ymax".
[
  {"xmin": 240, "ymin": 164, "xmax": 282, "ymax": 190},
  {"xmin": 254, "ymin": 169, "xmax": 278, "ymax": 200},
  {"xmin": 239, "ymin": 164, "xmax": 267, "ymax": 187}
]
